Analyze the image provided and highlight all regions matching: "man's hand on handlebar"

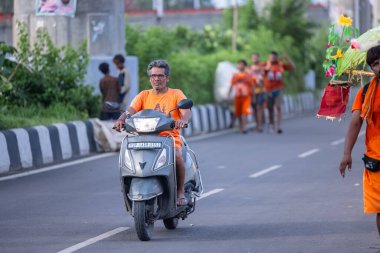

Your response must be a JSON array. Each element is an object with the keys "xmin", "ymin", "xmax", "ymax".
[
  {"xmin": 113, "ymin": 119, "xmax": 125, "ymax": 132},
  {"xmin": 175, "ymin": 119, "xmax": 188, "ymax": 129},
  {"xmin": 113, "ymin": 112, "xmax": 130, "ymax": 132}
]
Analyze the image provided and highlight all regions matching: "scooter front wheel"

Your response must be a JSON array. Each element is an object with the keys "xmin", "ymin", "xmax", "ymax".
[
  {"xmin": 133, "ymin": 201, "xmax": 154, "ymax": 241},
  {"xmin": 163, "ymin": 217, "xmax": 179, "ymax": 230}
]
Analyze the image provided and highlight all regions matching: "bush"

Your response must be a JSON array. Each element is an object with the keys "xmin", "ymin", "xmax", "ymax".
[
  {"xmin": 0, "ymin": 103, "xmax": 85, "ymax": 130},
  {"xmin": 0, "ymin": 22, "xmax": 101, "ymax": 129}
]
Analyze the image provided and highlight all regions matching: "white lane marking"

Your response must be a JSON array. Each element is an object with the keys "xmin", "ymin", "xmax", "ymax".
[
  {"xmin": 249, "ymin": 165, "xmax": 282, "ymax": 178},
  {"xmin": 0, "ymin": 153, "xmax": 117, "ymax": 182},
  {"xmin": 331, "ymin": 138, "xmax": 345, "ymax": 146},
  {"xmin": 197, "ymin": 188, "xmax": 224, "ymax": 200},
  {"xmin": 57, "ymin": 227, "xmax": 129, "ymax": 253},
  {"xmin": 298, "ymin": 148, "xmax": 320, "ymax": 158},
  {"xmin": 331, "ymin": 130, "xmax": 365, "ymax": 146}
]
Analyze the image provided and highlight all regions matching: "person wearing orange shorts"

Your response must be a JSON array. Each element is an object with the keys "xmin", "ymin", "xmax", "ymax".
[
  {"xmin": 114, "ymin": 60, "xmax": 191, "ymax": 206},
  {"xmin": 339, "ymin": 45, "xmax": 380, "ymax": 235},
  {"xmin": 228, "ymin": 60, "xmax": 253, "ymax": 133}
]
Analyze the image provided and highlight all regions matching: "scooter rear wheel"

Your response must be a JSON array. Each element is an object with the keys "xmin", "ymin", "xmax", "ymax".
[
  {"xmin": 133, "ymin": 201, "xmax": 154, "ymax": 241},
  {"xmin": 163, "ymin": 217, "xmax": 179, "ymax": 230}
]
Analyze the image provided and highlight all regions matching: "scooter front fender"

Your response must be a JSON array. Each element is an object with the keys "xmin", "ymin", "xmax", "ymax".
[{"xmin": 128, "ymin": 178, "xmax": 164, "ymax": 201}]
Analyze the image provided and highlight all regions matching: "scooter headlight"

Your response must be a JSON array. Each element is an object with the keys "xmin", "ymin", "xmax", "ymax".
[
  {"xmin": 124, "ymin": 149, "xmax": 133, "ymax": 170},
  {"xmin": 153, "ymin": 148, "xmax": 167, "ymax": 171},
  {"xmin": 133, "ymin": 117, "xmax": 160, "ymax": 132}
]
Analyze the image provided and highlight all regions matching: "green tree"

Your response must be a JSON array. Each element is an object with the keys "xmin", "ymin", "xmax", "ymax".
[
  {"xmin": 307, "ymin": 25, "xmax": 330, "ymax": 89},
  {"xmin": 1, "ymin": 22, "xmax": 100, "ymax": 117},
  {"xmin": 263, "ymin": 0, "xmax": 315, "ymax": 50},
  {"xmin": 0, "ymin": 42, "xmax": 15, "ymax": 101}
]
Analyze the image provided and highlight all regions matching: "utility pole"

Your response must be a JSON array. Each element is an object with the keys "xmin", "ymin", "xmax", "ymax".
[
  {"xmin": 153, "ymin": 0, "xmax": 164, "ymax": 24},
  {"xmin": 232, "ymin": 0, "xmax": 238, "ymax": 52},
  {"xmin": 354, "ymin": 0, "xmax": 359, "ymax": 30},
  {"xmin": 194, "ymin": 0, "xmax": 200, "ymax": 9}
]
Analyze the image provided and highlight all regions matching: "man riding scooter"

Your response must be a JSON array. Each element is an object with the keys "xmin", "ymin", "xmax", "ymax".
[{"xmin": 113, "ymin": 59, "xmax": 191, "ymax": 206}]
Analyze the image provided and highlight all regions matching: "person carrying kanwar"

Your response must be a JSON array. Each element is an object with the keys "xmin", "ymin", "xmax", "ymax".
[{"xmin": 339, "ymin": 45, "xmax": 380, "ymax": 235}]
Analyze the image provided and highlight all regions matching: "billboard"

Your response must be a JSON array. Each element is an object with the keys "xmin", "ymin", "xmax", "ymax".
[{"xmin": 36, "ymin": 0, "xmax": 77, "ymax": 17}]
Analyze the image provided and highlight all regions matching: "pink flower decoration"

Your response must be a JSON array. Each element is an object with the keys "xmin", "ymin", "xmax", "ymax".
[
  {"xmin": 325, "ymin": 66, "xmax": 335, "ymax": 77},
  {"xmin": 326, "ymin": 44, "xmax": 330, "ymax": 48},
  {"xmin": 350, "ymin": 39, "xmax": 360, "ymax": 49}
]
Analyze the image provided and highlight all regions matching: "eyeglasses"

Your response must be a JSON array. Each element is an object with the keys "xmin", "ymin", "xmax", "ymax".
[{"xmin": 149, "ymin": 74, "xmax": 166, "ymax": 79}]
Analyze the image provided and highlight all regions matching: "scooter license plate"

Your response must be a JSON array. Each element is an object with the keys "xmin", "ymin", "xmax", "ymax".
[{"xmin": 127, "ymin": 142, "xmax": 162, "ymax": 150}]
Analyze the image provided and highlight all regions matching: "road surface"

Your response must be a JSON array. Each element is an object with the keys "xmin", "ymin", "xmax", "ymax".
[{"xmin": 1, "ymin": 113, "xmax": 378, "ymax": 253}]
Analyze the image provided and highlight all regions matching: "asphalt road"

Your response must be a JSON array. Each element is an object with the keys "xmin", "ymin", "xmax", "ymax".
[{"xmin": 0, "ymin": 113, "xmax": 378, "ymax": 253}]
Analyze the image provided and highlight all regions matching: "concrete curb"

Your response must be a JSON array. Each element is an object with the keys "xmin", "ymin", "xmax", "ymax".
[
  {"xmin": 0, "ymin": 92, "xmax": 318, "ymax": 176},
  {"xmin": 0, "ymin": 120, "xmax": 98, "ymax": 175}
]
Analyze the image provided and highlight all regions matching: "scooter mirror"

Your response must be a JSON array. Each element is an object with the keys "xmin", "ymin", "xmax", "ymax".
[
  {"xmin": 177, "ymin": 99, "xmax": 193, "ymax": 110},
  {"xmin": 105, "ymin": 101, "xmax": 120, "ymax": 111}
]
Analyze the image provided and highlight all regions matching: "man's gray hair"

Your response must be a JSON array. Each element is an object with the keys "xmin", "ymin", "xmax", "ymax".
[{"xmin": 147, "ymin": 59, "xmax": 170, "ymax": 76}]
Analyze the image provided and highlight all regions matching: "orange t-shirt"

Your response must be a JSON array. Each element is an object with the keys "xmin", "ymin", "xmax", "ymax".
[
  {"xmin": 130, "ymin": 88, "xmax": 187, "ymax": 138},
  {"xmin": 231, "ymin": 72, "xmax": 253, "ymax": 97},
  {"xmin": 352, "ymin": 85, "xmax": 380, "ymax": 160},
  {"xmin": 264, "ymin": 61, "xmax": 293, "ymax": 92}
]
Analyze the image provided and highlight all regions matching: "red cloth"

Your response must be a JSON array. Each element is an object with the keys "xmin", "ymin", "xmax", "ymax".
[{"xmin": 316, "ymin": 84, "xmax": 351, "ymax": 120}]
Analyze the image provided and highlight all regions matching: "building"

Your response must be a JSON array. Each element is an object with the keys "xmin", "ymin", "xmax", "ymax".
[
  {"xmin": 125, "ymin": 0, "xmax": 222, "ymax": 30},
  {"xmin": 125, "ymin": 0, "xmax": 329, "ymax": 29},
  {"xmin": 0, "ymin": 0, "xmax": 13, "ymax": 45}
]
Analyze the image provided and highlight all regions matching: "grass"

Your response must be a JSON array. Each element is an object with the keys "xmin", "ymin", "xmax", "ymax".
[{"xmin": 0, "ymin": 103, "xmax": 88, "ymax": 130}]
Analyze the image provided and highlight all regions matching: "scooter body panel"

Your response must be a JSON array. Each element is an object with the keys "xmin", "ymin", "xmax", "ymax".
[
  {"xmin": 128, "ymin": 177, "xmax": 164, "ymax": 201},
  {"xmin": 119, "ymin": 127, "xmax": 202, "ymax": 221}
]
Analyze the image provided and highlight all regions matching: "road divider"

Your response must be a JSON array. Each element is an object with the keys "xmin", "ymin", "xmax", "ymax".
[
  {"xmin": 298, "ymin": 148, "xmax": 320, "ymax": 158},
  {"xmin": 197, "ymin": 188, "xmax": 224, "ymax": 200},
  {"xmin": 0, "ymin": 120, "xmax": 98, "ymax": 176},
  {"xmin": 331, "ymin": 130, "xmax": 365, "ymax": 147},
  {"xmin": 250, "ymin": 165, "xmax": 282, "ymax": 178},
  {"xmin": 0, "ymin": 153, "xmax": 116, "ymax": 182},
  {"xmin": 331, "ymin": 138, "xmax": 345, "ymax": 146},
  {"xmin": 57, "ymin": 227, "xmax": 130, "ymax": 253}
]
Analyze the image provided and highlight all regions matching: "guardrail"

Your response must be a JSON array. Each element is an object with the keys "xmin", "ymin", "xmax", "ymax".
[{"xmin": 0, "ymin": 92, "xmax": 318, "ymax": 176}]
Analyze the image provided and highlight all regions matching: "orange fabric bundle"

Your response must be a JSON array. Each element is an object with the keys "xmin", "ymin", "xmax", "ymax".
[{"xmin": 361, "ymin": 77, "xmax": 378, "ymax": 125}]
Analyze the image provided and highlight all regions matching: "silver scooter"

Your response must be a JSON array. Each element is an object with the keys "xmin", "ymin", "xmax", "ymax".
[{"xmin": 110, "ymin": 99, "xmax": 203, "ymax": 241}]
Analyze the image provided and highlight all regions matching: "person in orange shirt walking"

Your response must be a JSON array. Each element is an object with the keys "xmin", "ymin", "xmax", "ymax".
[
  {"xmin": 264, "ymin": 51, "xmax": 295, "ymax": 134},
  {"xmin": 228, "ymin": 60, "xmax": 253, "ymax": 134},
  {"xmin": 339, "ymin": 45, "xmax": 380, "ymax": 235},
  {"xmin": 114, "ymin": 60, "xmax": 191, "ymax": 206}
]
